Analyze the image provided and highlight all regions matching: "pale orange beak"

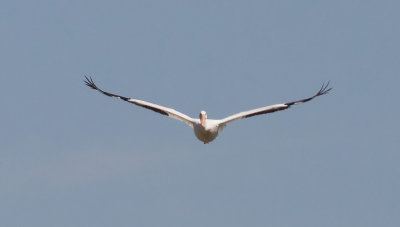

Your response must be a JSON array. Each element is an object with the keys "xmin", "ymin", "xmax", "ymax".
[{"xmin": 200, "ymin": 112, "xmax": 207, "ymax": 128}]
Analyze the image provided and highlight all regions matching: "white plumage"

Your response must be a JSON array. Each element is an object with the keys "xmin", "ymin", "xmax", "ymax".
[{"xmin": 85, "ymin": 77, "xmax": 332, "ymax": 144}]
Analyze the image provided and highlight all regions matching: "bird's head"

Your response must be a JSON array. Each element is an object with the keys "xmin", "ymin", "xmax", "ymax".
[{"xmin": 199, "ymin": 110, "xmax": 207, "ymax": 128}]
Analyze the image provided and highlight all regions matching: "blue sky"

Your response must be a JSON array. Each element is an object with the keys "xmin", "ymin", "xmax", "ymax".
[{"xmin": 1, "ymin": 0, "xmax": 399, "ymax": 226}]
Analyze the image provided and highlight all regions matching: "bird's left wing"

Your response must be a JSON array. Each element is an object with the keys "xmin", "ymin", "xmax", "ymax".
[
  {"xmin": 84, "ymin": 76, "xmax": 196, "ymax": 127},
  {"xmin": 219, "ymin": 82, "xmax": 332, "ymax": 125}
]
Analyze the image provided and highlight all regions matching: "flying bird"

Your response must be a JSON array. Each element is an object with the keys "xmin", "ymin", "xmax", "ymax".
[{"xmin": 84, "ymin": 76, "xmax": 332, "ymax": 144}]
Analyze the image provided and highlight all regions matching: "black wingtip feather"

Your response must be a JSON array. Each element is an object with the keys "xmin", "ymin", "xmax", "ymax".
[
  {"xmin": 316, "ymin": 81, "xmax": 333, "ymax": 96},
  {"xmin": 84, "ymin": 76, "xmax": 170, "ymax": 116},
  {"xmin": 284, "ymin": 81, "xmax": 333, "ymax": 106},
  {"xmin": 84, "ymin": 76, "xmax": 98, "ymax": 90},
  {"xmin": 84, "ymin": 76, "xmax": 131, "ymax": 101}
]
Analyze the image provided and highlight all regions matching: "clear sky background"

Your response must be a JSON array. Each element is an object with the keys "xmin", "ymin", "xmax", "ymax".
[{"xmin": 1, "ymin": 0, "xmax": 399, "ymax": 226}]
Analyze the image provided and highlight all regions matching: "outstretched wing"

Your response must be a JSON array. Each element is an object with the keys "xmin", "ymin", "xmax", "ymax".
[
  {"xmin": 84, "ymin": 76, "xmax": 196, "ymax": 127},
  {"xmin": 219, "ymin": 82, "xmax": 332, "ymax": 125}
]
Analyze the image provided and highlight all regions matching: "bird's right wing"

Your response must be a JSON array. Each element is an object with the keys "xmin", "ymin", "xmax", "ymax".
[
  {"xmin": 84, "ymin": 76, "xmax": 196, "ymax": 128},
  {"xmin": 219, "ymin": 82, "xmax": 332, "ymax": 126}
]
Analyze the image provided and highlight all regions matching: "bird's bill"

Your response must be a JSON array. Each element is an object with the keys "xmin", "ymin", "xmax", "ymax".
[{"xmin": 200, "ymin": 113, "xmax": 207, "ymax": 128}]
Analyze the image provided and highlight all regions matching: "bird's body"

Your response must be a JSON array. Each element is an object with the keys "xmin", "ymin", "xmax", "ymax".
[
  {"xmin": 84, "ymin": 77, "xmax": 332, "ymax": 144},
  {"xmin": 193, "ymin": 119, "xmax": 221, "ymax": 144}
]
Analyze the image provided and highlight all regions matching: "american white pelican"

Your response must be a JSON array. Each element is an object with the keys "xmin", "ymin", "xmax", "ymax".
[{"xmin": 84, "ymin": 77, "xmax": 332, "ymax": 144}]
